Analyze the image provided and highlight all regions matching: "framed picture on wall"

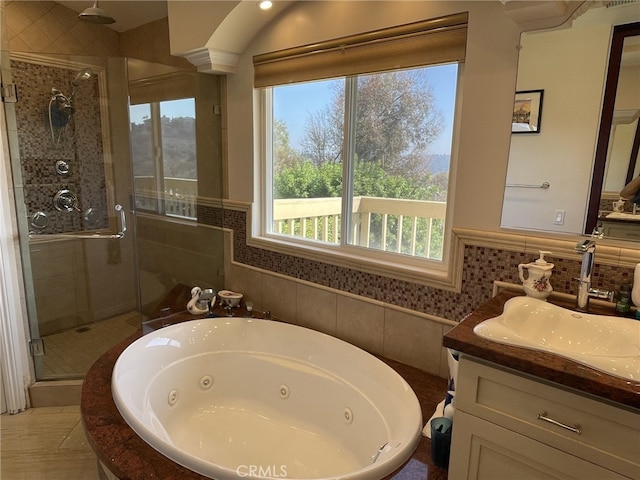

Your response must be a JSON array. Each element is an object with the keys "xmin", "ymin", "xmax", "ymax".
[{"xmin": 511, "ymin": 90, "xmax": 544, "ymax": 134}]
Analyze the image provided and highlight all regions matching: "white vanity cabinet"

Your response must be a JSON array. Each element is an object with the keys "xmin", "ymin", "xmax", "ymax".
[{"xmin": 448, "ymin": 356, "xmax": 640, "ymax": 480}]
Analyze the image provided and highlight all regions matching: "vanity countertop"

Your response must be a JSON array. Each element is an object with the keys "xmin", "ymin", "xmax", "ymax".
[{"xmin": 443, "ymin": 291, "xmax": 640, "ymax": 410}]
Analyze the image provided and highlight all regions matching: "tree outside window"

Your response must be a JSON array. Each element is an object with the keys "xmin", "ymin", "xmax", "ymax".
[{"xmin": 130, "ymin": 98, "xmax": 197, "ymax": 219}]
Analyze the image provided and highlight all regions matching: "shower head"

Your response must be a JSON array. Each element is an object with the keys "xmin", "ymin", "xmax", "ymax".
[
  {"xmin": 78, "ymin": 1, "xmax": 116, "ymax": 25},
  {"xmin": 72, "ymin": 68, "xmax": 93, "ymax": 86}
]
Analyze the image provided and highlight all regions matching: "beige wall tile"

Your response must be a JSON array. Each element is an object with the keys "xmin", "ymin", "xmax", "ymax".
[
  {"xmin": 87, "ymin": 271, "xmax": 115, "ymax": 318},
  {"xmin": 20, "ymin": 22, "xmax": 51, "ymax": 51},
  {"xmin": 336, "ymin": 296, "xmax": 384, "ymax": 355},
  {"xmin": 6, "ymin": 0, "xmax": 120, "ymax": 56},
  {"xmin": 5, "ymin": 2, "xmax": 33, "ymax": 35},
  {"xmin": 261, "ymin": 274, "xmax": 297, "ymax": 322},
  {"xmin": 14, "ymin": 1, "xmax": 53, "ymax": 24},
  {"xmin": 225, "ymin": 263, "xmax": 263, "ymax": 310},
  {"xmin": 30, "ymin": 244, "xmax": 77, "ymax": 280},
  {"xmin": 296, "ymin": 283, "xmax": 337, "ymax": 335},
  {"xmin": 383, "ymin": 309, "xmax": 444, "ymax": 376},
  {"xmin": 33, "ymin": 13, "xmax": 66, "ymax": 43},
  {"xmin": 50, "ymin": 3, "xmax": 80, "ymax": 31},
  {"xmin": 34, "ymin": 273, "xmax": 79, "ymax": 321}
]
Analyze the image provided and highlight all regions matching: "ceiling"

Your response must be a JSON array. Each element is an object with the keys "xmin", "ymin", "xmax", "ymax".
[{"xmin": 55, "ymin": 1, "xmax": 168, "ymax": 33}]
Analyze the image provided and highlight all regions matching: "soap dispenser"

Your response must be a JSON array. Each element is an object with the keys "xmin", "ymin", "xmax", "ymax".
[{"xmin": 518, "ymin": 251, "xmax": 554, "ymax": 300}]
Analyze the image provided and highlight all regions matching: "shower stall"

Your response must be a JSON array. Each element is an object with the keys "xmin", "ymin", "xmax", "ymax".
[{"xmin": 1, "ymin": 49, "xmax": 225, "ymax": 384}]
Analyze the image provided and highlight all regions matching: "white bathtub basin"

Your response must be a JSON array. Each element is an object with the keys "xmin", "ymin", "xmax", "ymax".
[
  {"xmin": 112, "ymin": 318, "xmax": 422, "ymax": 480},
  {"xmin": 473, "ymin": 296, "xmax": 640, "ymax": 381}
]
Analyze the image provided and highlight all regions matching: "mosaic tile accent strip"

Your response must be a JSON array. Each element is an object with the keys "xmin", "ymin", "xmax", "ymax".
[
  {"xmin": 216, "ymin": 209, "xmax": 636, "ymax": 322},
  {"xmin": 197, "ymin": 204, "xmax": 224, "ymax": 228},
  {"xmin": 11, "ymin": 60, "xmax": 108, "ymax": 234}
]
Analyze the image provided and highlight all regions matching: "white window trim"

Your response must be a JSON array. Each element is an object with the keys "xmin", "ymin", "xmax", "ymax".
[{"xmin": 249, "ymin": 65, "xmax": 465, "ymax": 291}]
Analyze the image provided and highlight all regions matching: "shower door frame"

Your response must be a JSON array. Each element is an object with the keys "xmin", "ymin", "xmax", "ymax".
[{"xmin": 6, "ymin": 52, "xmax": 122, "ymax": 381}]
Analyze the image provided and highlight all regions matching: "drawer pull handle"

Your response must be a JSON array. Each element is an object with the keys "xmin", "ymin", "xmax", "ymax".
[{"xmin": 537, "ymin": 412, "xmax": 582, "ymax": 435}]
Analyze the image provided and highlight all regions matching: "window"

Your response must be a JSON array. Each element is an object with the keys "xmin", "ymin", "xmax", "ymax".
[
  {"xmin": 268, "ymin": 64, "xmax": 458, "ymax": 261},
  {"xmin": 130, "ymin": 98, "xmax": 197, "ymax": 219},
  {"xmin": 254, "ymin": 13, "xmax": 466, "ymax": 278}
]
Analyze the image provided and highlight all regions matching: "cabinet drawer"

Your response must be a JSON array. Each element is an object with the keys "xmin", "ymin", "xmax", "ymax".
[
  {"xmin": 456, "ymin": 356, "xmax": 640, "ymax": 479},
  {"xmin": 450, "ymin": 410, "xmax": 630, "ymax": 480}
]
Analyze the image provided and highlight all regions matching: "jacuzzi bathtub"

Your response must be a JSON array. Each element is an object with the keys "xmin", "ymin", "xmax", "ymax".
[{"xmin": 112, "ymin": 318, "xmax": 422, "ymax": 480}]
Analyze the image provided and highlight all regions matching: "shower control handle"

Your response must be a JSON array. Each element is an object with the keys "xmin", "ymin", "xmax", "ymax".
[{"xmin": 53, "ymin": 189, "xmax": 79, "ymax": 212}]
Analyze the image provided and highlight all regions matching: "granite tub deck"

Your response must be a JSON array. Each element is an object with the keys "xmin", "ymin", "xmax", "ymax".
[
  {"xmin": 81, "ymin": 290, "xmax": 449, "ymax": 480},
  {"xmin": 443, "ymin": 291, "xmax": 640, "ymax": 410}
]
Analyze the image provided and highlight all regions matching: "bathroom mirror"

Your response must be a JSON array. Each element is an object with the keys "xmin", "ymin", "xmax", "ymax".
[
  {"xmin": 501, "ymin": 3, "xmax": 640, "ymax": 241},
  {"xmin": 586, "ymin": 25, "xmax": 640, "ymax": 237}
]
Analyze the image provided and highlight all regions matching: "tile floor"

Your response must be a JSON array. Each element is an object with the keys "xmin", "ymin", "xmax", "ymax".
[
  {"xmin": 0, "ymin": 406, "xmax": 100, "ymax": 480},
  {"xmin": 0, "ymin": 313, "xmax": 139, "ymax": 478},
  {"xmin": 42, "ymin": 312, "xmax": 140, "ymax": 377}
]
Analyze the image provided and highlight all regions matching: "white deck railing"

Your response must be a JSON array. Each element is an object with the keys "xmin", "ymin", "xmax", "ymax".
[
  {"xmin": 132, "ymin": 177, "xmax": 445, "ymax": 259},
  {"xmin": 133, "ymin": 177, "xmax": 197, "ymax": 219},
  {"xmin": 274, "ymin": 196, "xmax": 446, "ymax": 259}
]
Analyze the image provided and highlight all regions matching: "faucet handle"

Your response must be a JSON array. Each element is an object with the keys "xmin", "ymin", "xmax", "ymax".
[
  {"xmin": 589, "ymin": 288, "xmax": 615, "ymax": 302},
  {"xmin": 575, "ymin": 239, "xmax": 596, "ymax": 252},
  {"xmin": 591, "ymin": 224, "xmax": 604, "ymax": 238}
]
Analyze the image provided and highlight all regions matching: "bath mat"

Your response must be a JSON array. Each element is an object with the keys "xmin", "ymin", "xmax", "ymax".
[{"xmin": 392, "ymin": 459, "xmax": 428, "ymax": 479}]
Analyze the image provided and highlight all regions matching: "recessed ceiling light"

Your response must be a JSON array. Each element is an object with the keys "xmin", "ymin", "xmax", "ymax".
[{"xmin": 258, "ymin": 0, "xmax": 273, "ymax": 10}]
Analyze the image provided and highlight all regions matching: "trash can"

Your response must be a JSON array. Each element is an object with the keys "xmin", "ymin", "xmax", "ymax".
[{"xmin": 430, "ymin": 417, "xmax": 452, "ymax": 468}]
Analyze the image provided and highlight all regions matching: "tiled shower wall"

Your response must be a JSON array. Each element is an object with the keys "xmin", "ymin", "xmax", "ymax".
[
  {"xmin": 4, "ymin": 0, "xmax": 119, "ymax": 57},
  {"xmin": 11, "ymin": 59, "xmax": 108, "ymax": 234}
]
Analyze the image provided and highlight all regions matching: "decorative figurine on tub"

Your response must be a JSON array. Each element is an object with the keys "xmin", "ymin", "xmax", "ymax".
[
  {"xmin": 518, "ymin": 251, "xmax": 554, "ymax": 300},
  {"xmin": 187, "ymin": 286, "xmax": 216, "ymax": 314}
]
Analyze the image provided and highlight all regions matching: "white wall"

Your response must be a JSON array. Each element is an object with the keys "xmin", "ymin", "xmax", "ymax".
[
  {"xmin": 167, "ymin": 1, "xmax": 239, "ymax": 55},
  {"xmin": 225, "ymin": 1, "xmax": 522, "ymax": 233}
]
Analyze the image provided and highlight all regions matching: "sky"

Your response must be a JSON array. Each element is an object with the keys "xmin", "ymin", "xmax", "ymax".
[
  {"xmin": 129, "ymin": 98, "xmax": 195, "ymax": 124},
  {"xmin": 274, "ymin": 63, "xmax": 459, "ymax": 156},
  {"xmin": 129, "ymin": 64, "xmax": 458, "ymax": 156}
]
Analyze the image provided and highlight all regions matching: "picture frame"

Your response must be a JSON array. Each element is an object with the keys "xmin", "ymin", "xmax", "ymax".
[{"xmin": 511, "ymin": 89, "xmax": 544, "ymax": 134}]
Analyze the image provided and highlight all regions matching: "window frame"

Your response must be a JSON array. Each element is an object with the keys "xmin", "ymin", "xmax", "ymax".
[
  {"xmin": 130, "ymin": 97, "xmax": 198, "ymax": 221},
  {"xmin": 251, "ymin": 63, "xmax": 464, "ymax": 288}
]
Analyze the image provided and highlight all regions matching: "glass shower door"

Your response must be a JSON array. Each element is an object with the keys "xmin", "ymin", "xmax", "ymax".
[{"xmin": 3, "ymin": 53, "xmax": 140, "ymax": 380}]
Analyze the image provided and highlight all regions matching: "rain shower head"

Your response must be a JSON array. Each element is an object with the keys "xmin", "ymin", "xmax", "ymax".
[
  {"xmin": 78, "ymin": 1, "xmax": 116, "ymax": 25},
  {"xmin": 73, "ymin": 68, "xmax": 93, "ymax": 86}
]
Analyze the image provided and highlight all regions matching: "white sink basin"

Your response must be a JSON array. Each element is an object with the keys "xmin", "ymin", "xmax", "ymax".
[{"xmin": 473, "ymin": 296, "xmax": 640, "ymax": 381}]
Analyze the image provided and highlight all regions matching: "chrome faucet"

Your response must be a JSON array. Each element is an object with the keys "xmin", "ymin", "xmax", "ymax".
[
  {"xmin": 197, "ymin": 288, "xmax": 217, "ymax": 313},
  {"xmin": 574, "ymin": 239, "xmax": 614, "ymax": 312}
]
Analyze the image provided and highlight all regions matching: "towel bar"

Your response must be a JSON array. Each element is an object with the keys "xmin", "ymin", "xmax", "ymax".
[{"xmin": 505, "ymin": 182, "xmax": 550, "ymax": 189}]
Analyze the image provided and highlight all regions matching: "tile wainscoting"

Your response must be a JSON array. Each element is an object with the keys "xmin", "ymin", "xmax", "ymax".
[{"xmin": 214, "ymin": 201, "xmax": 640, "ymax": 376}]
